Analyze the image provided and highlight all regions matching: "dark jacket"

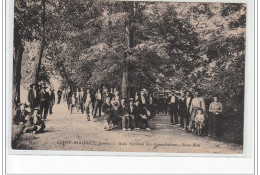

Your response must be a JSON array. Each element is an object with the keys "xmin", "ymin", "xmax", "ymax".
[
  {"xmin": 102, "ymin": 102, "xmax": 113, "ymax": 116},
  {"xmin": 40, "ymin": 91, "xmax": 50, "ymax": 106},
  {"xmin": 178, "ymin": 97, "xmax": 187, "ymax": 114},
  {"xmin": 119, "ymin": 105, "xmax": 128, "ymax": 116}
]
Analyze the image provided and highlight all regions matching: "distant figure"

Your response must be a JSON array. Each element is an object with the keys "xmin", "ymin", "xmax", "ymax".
[
  {"xmin": 63, "ymin": 87, "xmax": 67, "ymax": 102},
  {"xmin": 39, "ymin": 86, "xmax": 50, "ymax": 120},
  {"xmin": 66, "ymin": 87, "xmax": 72, "ymax": 109},
  {"xmin": 83, "ymin": 88, "xmax": 92, "ymax": 121},
  {"xmin": 102, "ymin": 87, "xmax": 109, "ymax": 103},
  {"xmin": 57, "ymin": 88, "xmax": 62, "ymax": 104},
  {"xmin": 134, "ymin": 92, "xmax": 139, "ymax": 102},
  {"xmin": 49, "ymin": 88, "xmax": 55, "ymax": 115},
  {"xmin": 94, "ymin": 88, "xmax": 103, "ymax": 118},
  {"xmin": 77, "ymin": 87, "xmax": 85, "ymax": 114},
  {"xmin": 148, "ymin": 92, "xmax": 156, "ymax": 119},
  {"xmin": 112, "ymin": 90, "xmax": 120, "ymax": 106},
  {"xmin": 140, "ymin": 89, "xmax": 148, "ymax": 109},
  {"xmin": 69, "ymin": 92, "xmax": 77, "ymax": 114},
  {"xmin": 208, "ymin": 95, "xmax": 223, "ymax": 137}
]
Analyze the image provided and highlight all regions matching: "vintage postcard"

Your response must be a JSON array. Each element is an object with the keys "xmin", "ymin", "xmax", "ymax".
[{"xmin": 11, "ymin": 0, "xmax": 246, "ymax": 154}]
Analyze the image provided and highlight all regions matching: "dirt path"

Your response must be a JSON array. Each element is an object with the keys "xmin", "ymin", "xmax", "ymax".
[{"xmin": 16, "ymin": 102, "xmax": 243, "ymax": 154}]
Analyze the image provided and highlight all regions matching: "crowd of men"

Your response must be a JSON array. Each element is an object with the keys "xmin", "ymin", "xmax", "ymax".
[
  {"xmin": 15, "ymin": 83, "xmax": 223, "ymax": 137},
  {"xmin": 14, "ymin": 83, "xmax": 55, "ymax": 134},
  {"xmin": 59, "ymin": 86, "xmax": 223, "ymax": 136}
]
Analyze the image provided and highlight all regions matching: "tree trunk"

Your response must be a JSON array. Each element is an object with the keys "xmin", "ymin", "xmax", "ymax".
[
  {"xmin": 12, "ymin": 28, "xmax": 24, "ymax": 121},
  {"xmin": 122, "ymin": 1, "xmax": 134, "ymax": 99},
  {"xmin": 35, "ymin": 0, "xmax": 46, "ymax": 84}
]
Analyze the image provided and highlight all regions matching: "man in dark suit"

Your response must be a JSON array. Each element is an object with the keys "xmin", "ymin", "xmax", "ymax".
[
  {"xmin": 134, "ymin": 100, "xmax": 151, "ymax": 130},
  {"xmin": 168, "ymin": 90, "xmax": 179, "ymax": 125},
  {"xmin": 179, "ymin": 91, "xmax": 188, "ymax": 130},
  {"xmin": 28, "ymin": 84, "xmax": 36, "ymax": 110},
  {"xmin": 39, "ymin": 86, "xmax": 50, "ymax": 120}
]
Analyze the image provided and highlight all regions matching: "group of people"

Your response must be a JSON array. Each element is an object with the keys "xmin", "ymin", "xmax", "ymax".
[
  {"xmin": 14, "ymin": 83, "xmax": 56, "ymax": 134},
  {"xmin": 58, "ymin": 86, "xmax": 152, "ymax": 131},
  {"xmin": 58, "ymin": 86, "xmax": 223, "ymax": 137},
  {"xmin": 16, "ymin": 83, "xmax": 224, "ymax": 137}
]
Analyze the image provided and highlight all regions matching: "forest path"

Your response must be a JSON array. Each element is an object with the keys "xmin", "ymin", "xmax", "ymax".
[{"xmin": 16, "ymin": 101, "xmax": 243, "ymax": 154}]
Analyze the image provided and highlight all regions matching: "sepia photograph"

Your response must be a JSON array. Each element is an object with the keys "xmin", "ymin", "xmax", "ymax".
[{"xmin": 11, "ymin": 0, "xmax": 246, "ymax": 154}]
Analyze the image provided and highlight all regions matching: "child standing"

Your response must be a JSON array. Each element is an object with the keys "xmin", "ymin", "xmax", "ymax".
[{"xmin": 194, "ymin": 108, "xmax": 205, "ymax": 136}]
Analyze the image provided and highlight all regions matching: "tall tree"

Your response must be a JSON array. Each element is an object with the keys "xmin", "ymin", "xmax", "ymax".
[
  {"xmin": 13, "ymin": 0, "xmax": 41, "ymax": 120},
  {"xmin": 122, "ymin": 1, "xmax": 135, "ymax": 99},
  {"xmin": 34, "ymin": 0, "xmax": 46, "ymax": 84}
]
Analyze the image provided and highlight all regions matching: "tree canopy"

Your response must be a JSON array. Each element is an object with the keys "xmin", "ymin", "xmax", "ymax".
[{"xmin": 17, "ymin": 1, "xmax": 246, "ymax": 110}]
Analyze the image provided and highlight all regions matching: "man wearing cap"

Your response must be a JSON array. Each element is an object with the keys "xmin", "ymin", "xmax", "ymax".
[
  {"xmin": 168, "ymin": 90, "xmax": 179, "ymax": 125},
  {"xmin": 39, "ymin": 86, "xmax": 50, "ymax": 120}
]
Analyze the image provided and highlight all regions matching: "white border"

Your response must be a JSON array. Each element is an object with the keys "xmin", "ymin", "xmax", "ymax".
[{"xmin": 5, "ymin": 0, "xmax": 255, "ymax": 174}]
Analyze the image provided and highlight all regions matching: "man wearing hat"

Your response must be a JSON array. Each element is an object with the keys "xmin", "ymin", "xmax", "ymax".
[
  {"xmin": 24, "ymin": 107, "xmax": 46, "ymax": 134},
  {"xmin": 168, "ymin": 90, "xmax": 179, "ymax": 125},
  {"xmin": 39, "ymin": 85, "xmax": 50, "ymax": 120},
  {"xmin": 28, "ymin": 83, "xmax": 39, "ymax": 110}
]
